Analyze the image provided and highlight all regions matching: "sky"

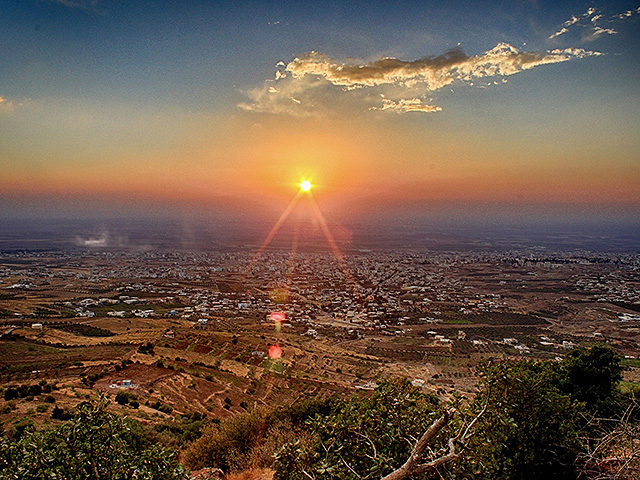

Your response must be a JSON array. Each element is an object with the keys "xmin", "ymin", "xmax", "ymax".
[{"xmin": 1, "ymin": 0, "xmax": 639, "ymax": 231}]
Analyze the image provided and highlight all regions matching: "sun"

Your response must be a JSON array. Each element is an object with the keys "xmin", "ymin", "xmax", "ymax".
[{"xmin": 300, "ymin": 180, "xmax": 312, "ymax": 192}]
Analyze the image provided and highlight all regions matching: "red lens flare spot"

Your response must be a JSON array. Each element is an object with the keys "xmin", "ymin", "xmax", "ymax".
[
  {"xmin": 268, "ymin": 344, "xmax": 283, "ymax": 359},
  {"xmin": 269, "ymin": 311, "xmax": 286, "ymax": 323}
]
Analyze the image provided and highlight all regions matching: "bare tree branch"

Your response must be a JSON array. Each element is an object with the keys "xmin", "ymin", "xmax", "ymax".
[
  {"xmin": 339, "ymin": 451, "xmax": 362, "ymax": 479},
  {"xmin": 578, "ymin": 398, "xmax": 640, "ymax": 480},
  {"xmin": 380, "ymin": 408, "xmax": 455, "ymax": 480},
  {"xmin": 380, "ymin": 392, "xmax": 490, "ymax": 480},
  {"xmin": 356, "ymin": 432, "xmax": 378, "ymax": 460}
]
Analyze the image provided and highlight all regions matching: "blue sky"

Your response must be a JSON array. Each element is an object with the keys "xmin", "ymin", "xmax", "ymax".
[{"xmin": 0, "ymin": 0, "xmax": 639, "ymax": 226}]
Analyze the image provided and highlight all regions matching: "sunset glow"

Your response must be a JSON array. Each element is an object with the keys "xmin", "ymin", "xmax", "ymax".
[
  {"xmin": 1, "ymin": 4, "xmax": 640, "ymax": 477},
  {"xmin": 0, "ymin": 1, "xmax": 638, "ymax": 230}
]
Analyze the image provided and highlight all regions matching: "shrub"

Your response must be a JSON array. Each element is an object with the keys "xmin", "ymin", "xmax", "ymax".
[
  {"xmin": 0, "ymin": 400, "xmax": 188, "ymax": 479},
  {"xmin": 559, "ymin": 344, "xmax": 623, "ymax": 417},
  {"xmin": 138, "ymin": 342, "xmax": 155, "ymax": 355},
  {"xmin": 115, "ymin": 390, "xmax": 131, "ymax": 405},
  {"xmin": 274, "ymin": 379, "xmax": 442, "ymax": 480},
  {"xmin": 51, "ymin": 406, "xmax": 71, "ymax": 420},
  {"xmin": 183, "ymin": 397, "xmax": 336, "ymax": 474},
  {"xmin": 457, "ymin": 359, "xmax": 584, "ymax": 480},
  {"xmin": 3, "ymin": 387, "xmax": 18, "ymax": 401}
]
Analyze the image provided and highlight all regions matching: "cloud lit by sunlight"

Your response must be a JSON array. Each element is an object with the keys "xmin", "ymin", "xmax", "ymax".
[
  {"xmin": 240, "ymin": 43, "xmax": 601, "ymax": 116},
  {"xmin": 548, "ymin": 5, "xmax": 639, "ymax": 41}
]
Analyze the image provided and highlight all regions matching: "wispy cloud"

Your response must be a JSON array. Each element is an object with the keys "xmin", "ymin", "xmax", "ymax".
[
  {"xmin": 370, "ymin": 96, "xmax": 443, "ymax": 114},
  {"xmin": 549, "ymin": 5, "xmax": 639, "ymax": 41},
  {"xmin": 0, "ymin": 96, "xmax": 14, "ymax": 113},
  {"xmin": 549, "ymin": 27, "xmax": 569, "ymax": 39},
  {"xmin": 615, "ymin": 6, "xmax": 640, "ymax": 19},
  {"xmin": 591, "ymin": 26, "xmax": 618, "ymax": 38},
  {"xmin": 74, "ymin": 232, "xmax": 128, "ymax": 248},
  {"xmin": 240, "ymin": 43, "xmax": 601, "ymax": 116},
  {"xmin": 549, "ymin": 7, "xmax": 603, "ymax": 39}
]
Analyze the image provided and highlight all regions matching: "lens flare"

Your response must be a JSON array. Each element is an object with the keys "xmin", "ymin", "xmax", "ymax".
[
  {"xmin": 300, "ymin": 180, "xmax": 312, "ymax": 192},
  {"xmin": 269, "ymin": 311, "xmax": 286, "ymax": 322},
  {"xmin": 268, "ymin": 344, "xmax": 283, "ymax": 359}
]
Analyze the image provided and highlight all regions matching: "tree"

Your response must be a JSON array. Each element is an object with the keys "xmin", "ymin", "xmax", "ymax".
[
  {"xmin": 0, "ymin": 399, "xmax": 188, "ymax": 480},
  {"xmin": 558, "ymin": 345, "xmax": 623, "ymax": 417},
  {"xmin": 458, "ymin": 359, "xmax": 584, "ymax": 480},
  {"xmin": 115, "ymin": 390, "xmax": 131, "ymax": 405}
]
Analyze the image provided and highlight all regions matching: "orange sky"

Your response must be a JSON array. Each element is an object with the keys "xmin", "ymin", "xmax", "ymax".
[{"xmin": 1, "ymin": 110, "xmax": 638, "ymax": 219}]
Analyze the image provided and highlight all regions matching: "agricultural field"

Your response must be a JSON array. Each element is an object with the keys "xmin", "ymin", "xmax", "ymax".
[{"xmin": 1, "ymin": 248, "xmax": 639, "ymax": 439}]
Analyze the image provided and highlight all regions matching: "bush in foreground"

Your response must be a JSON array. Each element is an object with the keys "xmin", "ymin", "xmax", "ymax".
[
  {"xmin": 0, "ymin": 399, "xmax": 188, "ymax": 480},
  {"xmin": 182, "ymin": 397, "xmax": 335, "ymax": 474}
]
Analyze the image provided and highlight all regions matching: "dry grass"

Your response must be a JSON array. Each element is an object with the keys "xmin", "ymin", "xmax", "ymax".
[{"xmin": 225, "ymin": 468, "xmax": 274, "ymax": 480}]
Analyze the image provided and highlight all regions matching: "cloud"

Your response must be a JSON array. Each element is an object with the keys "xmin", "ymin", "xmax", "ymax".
[
  {"xmin": 239, "ymin": 74, "xmax": 334, "ymax": 117},
  {"xmin": 563, "ymin": 15, "xmax": 582, "ymax": 27},
  {"xmin": 75, "ymin": 233, "xmax": 109, "ymax": 247},
  {"xmin": 549, "ymin": 5, "xmax": 640, "ymax": 41},
  {"xmin": 549, "ymin": 27, "xmax": 568, "ymax": 39},
  {"xmin": 370, "ymin": 96, "xmax": 442, "ymax": 114},
  {"xmin": 74, "ymin": 232, "xmax": 128, "ymax": 248},
  {"xmin": 284, "ymin": 44, "xmax": 598, "ymax": 90},
  {"xmin": 240, "ymin": 43, "xmax": 601, "ymax": 116},
  {"xmin": 591, "ymin": 26, "xmax": 617, "ymax": 39},
  {"xmin": 549, "ymin": 8, "xmax": 598, "ymax": 39},
  {"xmin": 615, "ymin": 7, "xmax": 640, "ymax": 19},
  {"xmin": 0, "ymin": 96, "xmax": 14, "ymax": 113}
]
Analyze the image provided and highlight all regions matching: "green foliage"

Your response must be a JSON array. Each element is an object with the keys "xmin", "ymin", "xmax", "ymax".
[
  {"xmin": 3, "ymin": 387, "xmax": 17, "ymax": 401},
  {"xmin": 51, "ymin": 406, "xmax": 71, "ymax": 420},
  {"xmin": 3, "ymin": 382, "xmax": 51, "ymax": 401},
  {"xmin": 52, "ymin": 323, "xmax": 115, "ymax": 337},
  {"xmin": 460, "ymin": 359, "xmax": 583, "ymax": 480},
  {"xmin": 183, "ymin": 408, "xmax": 270, "ymax": 472},
  {"xmin": 114, "ymin": 390, "xmax": 137, "ymax": 405},
  {"xmin": 0, "ymin": 399, "xmax": 189, "ymax": 480},
  {"xmin": 274, "ymin": 379, "xmax": 444, "ymax": 480},
  {"xmin": 558, "ymin": 344, "xmax": 623, "ymax": 417},
  {"xmin": 269, "ymin": 348, "xmax": 625, "ymax": 480},
  {"xmin": 4, "ymin": 418, "xmax": 35, "ymax": 442}
]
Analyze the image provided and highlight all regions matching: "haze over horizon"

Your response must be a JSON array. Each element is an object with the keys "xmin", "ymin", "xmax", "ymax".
[{"xmin": 1, "ymin": 1, "xmax": 639, "ymax": 240}]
